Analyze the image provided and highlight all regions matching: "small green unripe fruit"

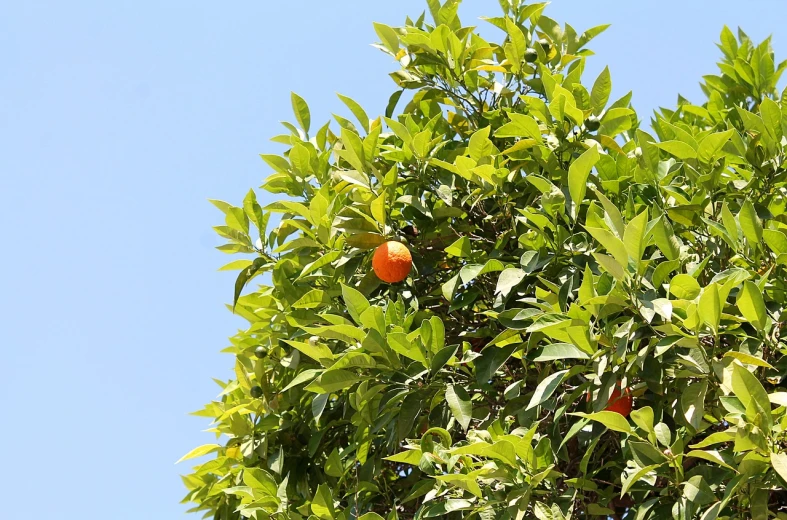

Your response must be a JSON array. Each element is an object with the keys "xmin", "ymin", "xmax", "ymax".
[
  {"xmin": 308, "ymin": 336, "xmax": 320, "ymax": 346},
  {"xmin": 254, "ymin": 346, "xmax": 267, "ymax": 358},
  {"xmin": 250, "ymin": 386, "xmax": 264, "ymax": 398},
  {"xmin": 538, "ymin": 38, "xmax": 551, "ymax": 51},
  {"xmin": 524, "ymin": 48, "xmax": 538, "ymax": 63},
  {"xmin": 585, "ymin": 115, "xmax": 601, "ymax": 131}
]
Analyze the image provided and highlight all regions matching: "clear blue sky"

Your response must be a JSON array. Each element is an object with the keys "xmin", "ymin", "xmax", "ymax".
[{"xmin": 1, "ymin": 1, "xmax": 785, "ymax": 517}]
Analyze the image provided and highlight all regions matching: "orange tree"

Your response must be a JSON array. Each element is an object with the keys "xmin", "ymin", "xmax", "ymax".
[{"xmin": 180, "ymin": 1, "xmax": 787, "ymax": 518}]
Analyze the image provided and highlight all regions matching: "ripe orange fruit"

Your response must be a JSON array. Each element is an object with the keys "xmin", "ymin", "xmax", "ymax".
[
  {"xmin": 372, "ymin": 241, "xmax": 412, "ymax": 283},
  {"xmin": 604, "ymin": 387, "xmax": 633, "ymax": 417}
]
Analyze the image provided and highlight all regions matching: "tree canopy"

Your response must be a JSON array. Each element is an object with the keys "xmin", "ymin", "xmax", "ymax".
[{"xmin": 180, "ymin": 1, "xmax": 787, "ymax": 518}]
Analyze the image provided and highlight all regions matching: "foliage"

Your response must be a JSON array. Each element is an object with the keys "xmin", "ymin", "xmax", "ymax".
[{"xmin": 180, "ymin": 1, "xmax": 787, "ymax": 518}]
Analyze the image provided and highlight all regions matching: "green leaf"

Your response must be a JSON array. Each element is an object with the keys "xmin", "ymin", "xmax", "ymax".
[
  {"xmin": 233, "ymin": 259, "xmax": 264, "ymax": 309},
  {"xmin": 763, "ymin": 229, "xmax": 787, "ymax": 254},
  {"xmin": 298, "ymin": 251, "xmax": 341, "ymax": 279},
  {"xmin": 761, "ymin": 97, "xmax": 783, "ymax": 140},
  {"xmin": 598, "ymin": 107, "xmax": 633, "ymax": 137},
  {"xmin": 468, "ymin": 126, "xmax": 494, "ymax": 162},
  {"xmin": 305, "ymin": 370, "xmax": 364, "ymax": 393},
  {"xmin": 284, "ymin": 341, "xmax": 333, "ymax": 365},
  {"xmin": 771, "ymin": 392, "xmax": 787, "ymax": 406},
  {"xmin": 652, "ymin": 259, "xmax": 680, "ymax": 289},
  {"xmin": 737, "ymin": 280, "xmax": 767, "ymax": 332},
  {"xmin": 292, "ymin": 289, "xmax": 329, "ymax": 309},
  {"xmin": 243, "ymin": 189, "xmax": 267, "ymax": 234},
  {"xmin": 593, "ymin": 253, "xmax": 626, "ymax": 281},
  {"xmin": 532, "ymin": 343, "xmax": 589, "ymax": 361},
  {"xmin": 281, "ymin": 369, "xmax": 322, "ymax": 392},
  {"xmin": 719, "ymin": 25, "xmax": 738, "ymax": 58},
  {"xmin": 336, "ymin": 167, "xmax": 370, "ymax": 189},
  {"xmin": 446, "ymin": 384, "xmax": 473, "ymax": 430},
  {"xmin": 681, "ymin": 381, "xmax": 708, "ymax": 430},
  {"xmin": 290, "ymin": 92, "xmax": 311, "ymax": 133},
  {"xmin": 260, "ymin": 153, "xmax": 290, "ymax": 173},
  {"xmin": 300, "ymin": 325, "xmax": 365, "ymax": 345},
  {"xmin": 738, "ymin": 199, "xmax": 762, "ymax": 246},
  {"xmin": 751, "ymin": 487, "xmax": 769, "ymax": 520},
  {"xmin": 736, "ymin": 107, "xmax": 767, "ymax": 135},
  {"xmin": 265, "ymin": 200, "xmax": 313, "ymax": 221},
  {"xmin": 700, "ymin": 502, "xmax": 722, "ymax": 520},
  {"xmin": 731, "ymin": 363, "xmax": 772, "ymax": 430},
  {"xmin": 495, "ymin": 268, "xmax": 526, "ymax": 297},
  {"xmin": 654, "ymin": 140, "xmax": 697, "ymax": 160},
  {"xmin": 445, "ymin": 236, "xmax": 471, "ymax": 257},
  {"xmin": 571, "ymin": 411, "xmax": 632, "ymax": 433},
  {"xmin": 621, "ymin": 464, "xmax": 662, "ymax": 496},
  {"xmin": 210, "ymin": 199, "xmax": 249, "ymax": 234},
  {"xmin": 630, "ymin": 406, "xmax": 655, "ymax": 434},
  {"xmin": 654, "ymin": 422, "xmax": 672, "ymax": 447},
  {"xmin": 341, "ymin": 284, "xmax": 370, "ymax": 325},
  {"xmin": 586, "ymin": 226, "xmax": 629, "ymax": 267},
  {"xmin": 219, "ymin": 259, "xmax": 253, "ymax": 272},
  {"xmin": 234, "ymin": 358, "xmax": 252, "ymax": 390},
  {"xmin": 592, "ymin": 187, "xmax": 625, "ymax": 237},
  {"xmin": 373, "ymin": 22, "xmax": 399, "ymax": 54},
  {"xmin": 442, "ymin": 273, "xmax": 461, "ymax": 302},
  {"xmin": 434, "ymin": 473, "xmax": 483, "ymax": 498},
  {"xmin": 650, "ymin": 216, "xmax": 681, "ymax": 261},
  {"xmin": 721, "ymin": 202, "xmax": 739, "ymax": 243},
  {"xmin": 339, "ymin": 128, "xmax": 367, "ymax": 173},
  {"xmin": 685, "ymin": 450, "xmax": 736, "ymax": 471},
  {"xmin": 337, "ymin": 93, "xmax": 370, "ymax": 134},
  {"xmin": 670, "ymin": 274, "xmax": 701, "ymax": 300},
  {"xmin": 504, "ymin": 18, "xmax": 526, "ymax": 69},
  {"xmin": 388, "ymin": 332, "xmax": 427, "ymax": 365},
  {"xmin": 453, "ymin": 440, "xmax": 517, "ymax": 467},
  {"xmin": 699, "ymin": 283, "xmax": 721, "ymax": 334},
  {"xmin": 359, "ymin": 514, "xmax": 386, "ymax": 520},
  {"xmin": 346, "ymin": 232, "xmax": 387, "ymax": 249},
  {"xmin": 329, "ymin": 352, "xmax": 376, "ymax": 372},
  {"xmin": 431, "ymin": 344, "xmax": 457, "ymax": 375},
  {"xmin": 476, "ymin": 343, "xmax": 518, "ymax": 384},
  {"xmin": 460, "ymin": 259, "xmax": 506, "ymax": 284},
  {"xmin": 397, "ymin": 393, "xmax": 422, "ymax": 441},
  {"xmin": 770, "ymin": 451, "xmax": 787, "ymax": 483},
  {"xmin": 426, "ymin": 316, "xmax": 445, "ymax": 354},
  {"xmin": 723, "ymin": 351, "xmax": 773, "ymax": 369},
  {"xmin": 176, "ymin": 444, "xmax": 221, "ymax": 464},
  {"xmin": 311, "ymin": 483, "xmax": 335, "ymax": 520},
  {"xmin": 698, "ymin": 129, "xmax": 733, "ymax": 162},
  {"xmin": 324, "ymin": 449, "xmax": 344, "ymax": 477},
  {"xmin": 684, "ymin": 474, "xmax": 716, "ymax": 505},
  {"xmin": 384, "ymin": 449, "xmax": 422, "ymax": 465},
  {"xmin": 689, "ymin": 431, "xmax": 735, "ymax": 449},
  {"xmin": 527, "ymin": 369, "xmax": 568, "ymax": 410},
  {"xmin": 590, "ymin": 66, "xmax": 611, "ymax": 115},
  {"xmin": 568, "ymin": 146, "xmax": 600, "ymax": 217},
  {"xmin": 623, "ymin": 210, "xmax": 649, "ymax": 263},
  {"xmin": 495, "ymin": 113, "xmax": 542, "ymax": 141}
]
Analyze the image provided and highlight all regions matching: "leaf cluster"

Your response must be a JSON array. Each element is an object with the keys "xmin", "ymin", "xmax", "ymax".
[{"xmin": 181, "ymin": 2, "xmax": 787, "ymax": 519}]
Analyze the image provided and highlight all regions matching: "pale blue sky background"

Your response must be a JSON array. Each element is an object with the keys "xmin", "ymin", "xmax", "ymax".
[{"xmin": 1, "ymin": 1, "xmax": 785, "ymax": 517}]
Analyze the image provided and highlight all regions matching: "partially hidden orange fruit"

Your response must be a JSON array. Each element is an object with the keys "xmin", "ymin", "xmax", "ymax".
[
  {"xmin": 604, "ymin": 387, "xmax": 633, "ymax": 417},
  {"xmin": 372, "ymin": 241, "xmax": 412, "ymax": 283}
]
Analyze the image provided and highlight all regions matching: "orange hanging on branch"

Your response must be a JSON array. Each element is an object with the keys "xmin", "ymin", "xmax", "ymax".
[
  {"xmin": 604, "ymin": 387, "xmax": 633, "ymax": 417},
  {"xmin": 372, "ymin": 241, "xmax": 412, "ymax": 283},
  {"xmin": 586, "ymin": 385, "xmax": 634, "ymax": 417}
]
